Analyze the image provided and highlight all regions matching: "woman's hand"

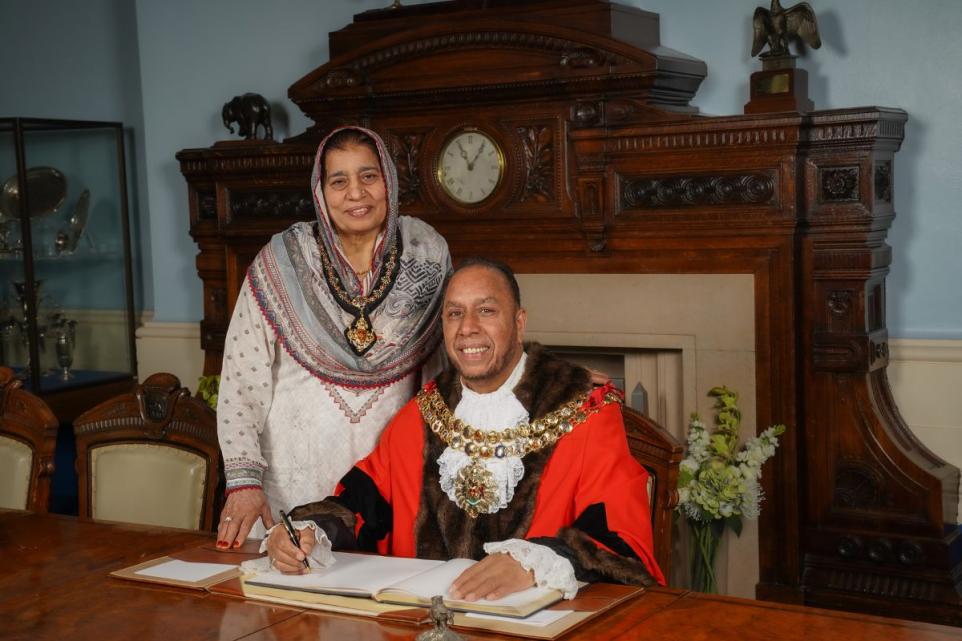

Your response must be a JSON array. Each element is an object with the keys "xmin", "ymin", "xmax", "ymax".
[
  {"xmin": 266, "ymin": 524, "xmax": 315, "ymax": 574},
  {"xmin": 217, "ymin": 488, "xmax": 275, "ymax": 549},
  {"xmin": 448, "ymin": 554, "xmax": 534, "ymax": 601}
]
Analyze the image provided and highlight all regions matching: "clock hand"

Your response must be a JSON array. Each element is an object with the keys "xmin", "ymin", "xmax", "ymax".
[
  {"xmin": 468, "ymin": 141, "xmax": 486, "ymax": 171},
  {"xmin": 456, "ymin": 141, "xmax": 470, "ymax": 166}
]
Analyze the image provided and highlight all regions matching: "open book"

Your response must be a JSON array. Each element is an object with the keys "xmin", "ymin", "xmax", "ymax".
[{"xmin": 242, "ymin": 551, "xmax": 563, "ymax": 618}]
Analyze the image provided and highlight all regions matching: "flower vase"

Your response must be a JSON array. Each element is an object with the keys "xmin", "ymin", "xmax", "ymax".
[{"xmin": 688, "ymin": 518, "xmax": 725, "ymax": 593}]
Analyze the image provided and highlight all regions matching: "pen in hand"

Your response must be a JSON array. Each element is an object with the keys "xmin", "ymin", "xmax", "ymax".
[{"xmin": 279, "ymin": 510, "xmax": 311, "ymax": 570}]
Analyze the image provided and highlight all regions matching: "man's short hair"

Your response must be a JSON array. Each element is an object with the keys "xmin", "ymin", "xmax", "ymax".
[{"xmin": 442, "ymin": 257, "xmax": 522, "ymax": 308}]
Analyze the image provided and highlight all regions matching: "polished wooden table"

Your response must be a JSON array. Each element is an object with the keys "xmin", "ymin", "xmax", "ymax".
[{"xmin": 3, "ymin": 511, "xmax": 959, "ymax": 641}]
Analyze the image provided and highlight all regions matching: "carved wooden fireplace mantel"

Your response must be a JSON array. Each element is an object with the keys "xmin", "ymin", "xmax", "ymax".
[{"xmin": 177, "ymin": 0, "xmax": 961, "ymax": 626}]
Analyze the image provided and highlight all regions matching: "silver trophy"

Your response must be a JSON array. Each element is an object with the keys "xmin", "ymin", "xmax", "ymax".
[
  {"xmin": 11, "ymin": 280, "xmax": 45, "ymax": 379},
  {"xmin": 54, "ymin": 319, "xmax": 77, "ymax": 380}
]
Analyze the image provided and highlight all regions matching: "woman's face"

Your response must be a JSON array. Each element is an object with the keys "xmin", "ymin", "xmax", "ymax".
[{"xmin": 322, "ymin": 142, "xmax": 388, "ymax": 238}]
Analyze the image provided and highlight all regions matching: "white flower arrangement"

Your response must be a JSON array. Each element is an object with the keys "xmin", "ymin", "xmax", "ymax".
[
  {"xmin": 677, "ymin": 386, "xmax": 785, "ymax": 532},
  {"xmin": 677, "ymin": 386, "xmax": 785, "ymax": 592}
]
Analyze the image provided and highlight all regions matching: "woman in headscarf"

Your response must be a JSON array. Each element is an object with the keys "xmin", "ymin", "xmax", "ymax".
[{"xmin": 215, "ymin": 126, "xmax": 450, "ymax": 548}]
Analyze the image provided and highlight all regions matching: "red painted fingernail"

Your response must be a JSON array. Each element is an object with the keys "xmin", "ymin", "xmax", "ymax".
[
  {"xmin": 216, "ymin": 541, "xmax": 228, "ymax": 549},
  {"xmin": 232, "ymin": 541, "xmax": 241, "ymax": 549}
]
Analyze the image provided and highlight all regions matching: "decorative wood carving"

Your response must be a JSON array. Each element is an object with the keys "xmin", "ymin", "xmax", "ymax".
[
  {"xmin": 820, "ymin": 166, "xmax": 860, "ymax": 202},
  {"xmin": 197, "ymin": 191, "xmax": 217, "ymax": 221},
  {"xmin": 178, "ymin": 1, "xmax": 961, "ymax": 627},
  {"xmin": 834, "ymin": 461, "xmax": 882, "ymax": 509},
  {"xmin": 229, "ymin": 190, "xmax": 312, "ymax": 219},
  {"xmin": 517, "ymin": 125, "xmax": 553, "ymax": 203},
  {"xmin": 620, "ymin": 172, "xmax": 776, "ymax": 209},
  {"xmin": 390, "ymin": 132, "xmax": 424, "ymax": 207},
  {"xmin": 875, "ymin": 161, "xmax": 892, "ymax": 202},
  {"xmin": 827, "ymin": 290, "xmax": 854, "ymax": 317}
]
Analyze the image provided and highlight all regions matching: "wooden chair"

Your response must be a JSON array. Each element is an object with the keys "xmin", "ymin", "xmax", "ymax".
[
  {"xmin": 0, "ymin": 367, "xmax": 58, "ymax": 511},
  {"xmin": 623, "ymin": 405, "xmax": 684, "ymax": 581},
  {"xmin": 73, "ymin": 373, "xmax": 219, "ymax": 531}
]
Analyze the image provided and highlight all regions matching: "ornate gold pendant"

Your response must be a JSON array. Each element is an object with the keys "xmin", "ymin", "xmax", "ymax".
[
  {"xmin": 455, "ymin": 460, "xmax": 497, "ymax": 518},
  {"xmin": 345, "ymin": 312, "xmax": 377, "ymax": 355}
]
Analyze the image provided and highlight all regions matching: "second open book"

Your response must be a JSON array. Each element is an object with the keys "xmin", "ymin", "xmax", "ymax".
[{"xmin": 242, "ymin": 551, "xmax": 563, "ymax": 618}]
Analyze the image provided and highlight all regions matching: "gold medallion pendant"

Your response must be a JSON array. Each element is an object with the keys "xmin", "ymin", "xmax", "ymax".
[
  {"xmin": 345, "ymin": 312, "xmax": 377, "ymax": 355},
  {"xmin": 455, "ymin": 460, "xmax": 497, "ymax": 518},
  {"xmin": 318, "ymin": 234, "xmax": 400, "ymax": 357}
]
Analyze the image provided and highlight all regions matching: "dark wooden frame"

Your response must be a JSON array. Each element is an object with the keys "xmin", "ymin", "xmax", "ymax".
[
  {"xmin": 0, "ymin": 366, "xmax": 58, "ymax": 511},
  {"xmin": 73, "ymin": 373, "xmax": 220, "ymax": 531},
  {"xmin": 623, "ymin": 405, "xmax": 683, "ymax": 579},
  {"xmin": 177, "ymin": 0, "xmax": 962, "ymax": 626}
]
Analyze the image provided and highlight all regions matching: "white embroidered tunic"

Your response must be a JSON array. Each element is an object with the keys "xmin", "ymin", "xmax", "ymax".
[{"xmin": 218, "ymin": 283, "xmax": 438, "ymax": 537}]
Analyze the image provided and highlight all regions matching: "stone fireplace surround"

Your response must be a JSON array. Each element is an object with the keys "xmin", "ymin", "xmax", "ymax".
[{"xmin": 520, "ymin": 273, "xmax": 757, "ymax": 595}]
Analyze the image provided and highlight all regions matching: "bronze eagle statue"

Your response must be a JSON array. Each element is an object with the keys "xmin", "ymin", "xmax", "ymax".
[{"xmin": 751, "ymin": 0, "xmax": 821, "ymax": 58}]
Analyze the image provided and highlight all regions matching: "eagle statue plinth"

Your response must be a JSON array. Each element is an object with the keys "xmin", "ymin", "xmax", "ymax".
[{"xmin": 744, "ymin": 0, "xmax": 820, "ymax": 115}]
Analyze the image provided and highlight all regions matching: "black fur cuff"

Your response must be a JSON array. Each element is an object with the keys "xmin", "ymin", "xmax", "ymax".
[
  {"xmin": 543, "ymin": 528, "xmax": 658, "ymax": 587},
  {"xmin": 289, "ymin": 499, "xmax": 358, "ymax": 551}
]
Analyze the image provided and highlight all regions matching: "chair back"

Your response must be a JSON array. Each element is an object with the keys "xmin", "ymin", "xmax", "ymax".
[
  {"xmin": 622, "ymin": 405, "xmax": 684, "ymax": 581},
  {"xmin": 73, "ymin": 373, "xmax": 219, "ymax": 530},
  {"xmin": 0, "ymin": 367, "xmax": 58, "ymax": 511}
]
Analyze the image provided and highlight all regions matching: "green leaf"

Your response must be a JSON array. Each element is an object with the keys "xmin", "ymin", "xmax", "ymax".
[
  {"xmin": 725, "ymin": 515, "xmax": 743, "ymax": 537},
  {"xmin": 710, "ymin": 434, "xmax": 731, "ymax": 456}
]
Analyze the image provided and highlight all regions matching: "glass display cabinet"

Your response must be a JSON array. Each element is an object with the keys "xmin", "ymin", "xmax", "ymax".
[{"xmin": 0, "ymin": 118, "xmax": 136, "ymax": 421}]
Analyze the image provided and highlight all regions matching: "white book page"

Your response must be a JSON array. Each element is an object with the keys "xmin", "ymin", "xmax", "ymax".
[
  {"xmin": 385, "ymin": 558, "xmax": 559, "ymax": 608},
  {"xmin": 249, "ymin": 552, "xmax": 443, "ymax": 595},
  {"xmin": 381, "ymin": 557, "xmax": 475, "ymax": 599},
  {"xmin": 135, "ymin": 560, "xmax": 236, "ymax": 583}
]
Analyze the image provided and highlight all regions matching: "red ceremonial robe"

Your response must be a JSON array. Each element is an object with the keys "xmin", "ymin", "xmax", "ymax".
[{"xmin": 291, "ymin": 343, "xmax": 665, "ymax": 587}]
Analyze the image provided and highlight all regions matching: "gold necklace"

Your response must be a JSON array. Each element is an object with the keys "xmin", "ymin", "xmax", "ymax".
[
  {"xmin": 416, "ymin": 386, "xmax": 620, "ymax": 517},
  {"xmin": 319, "ymin": 236, "xmax": 400, "ymax": 355}
]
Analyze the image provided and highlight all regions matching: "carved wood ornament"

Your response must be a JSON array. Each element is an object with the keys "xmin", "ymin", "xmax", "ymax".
[{"xmin": 178, "ymin": 0, "xmax": 961, "ymax": 627}]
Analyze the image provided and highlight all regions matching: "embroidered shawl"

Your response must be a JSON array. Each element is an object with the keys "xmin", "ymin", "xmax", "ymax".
[{"xmin": 247, "ymin": 126, "xmax": 450, "ymax": 388}]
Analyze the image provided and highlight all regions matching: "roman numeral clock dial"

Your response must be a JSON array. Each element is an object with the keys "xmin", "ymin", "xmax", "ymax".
[{"xmin": 436, "ymin": 129, "xmax": 504, "ymax": 206}]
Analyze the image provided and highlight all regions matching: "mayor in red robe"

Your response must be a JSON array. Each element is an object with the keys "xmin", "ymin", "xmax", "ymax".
[{"xmin": 272, "ymin": 258, "xmax": 665, "ymax": 598}]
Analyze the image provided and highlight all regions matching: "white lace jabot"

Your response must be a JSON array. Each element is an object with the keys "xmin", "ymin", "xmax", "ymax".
[{"xmin": 437, "ymin": 354, "xmax": 529, "ymax": 513}]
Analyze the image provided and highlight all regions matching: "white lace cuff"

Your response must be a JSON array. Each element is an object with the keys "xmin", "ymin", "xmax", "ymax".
[
  {"xmin": 257, "ymin": 520, "xmax": 335, "ymax": 570},
  {"xmin": 483, "ymin": 538, "xmax": 579, "ymax": 599}
]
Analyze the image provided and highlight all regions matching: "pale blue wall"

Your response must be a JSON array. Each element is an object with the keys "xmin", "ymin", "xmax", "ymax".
[{"xmin": 4, "ymin": 0, "xmax": 961, "ymax": 338}]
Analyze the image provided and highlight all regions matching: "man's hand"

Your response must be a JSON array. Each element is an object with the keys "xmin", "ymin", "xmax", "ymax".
[
  {"xmin": 587, "ymin": 368, "xmax": 610, "ymax": 386},
  {"xmin": 216, "ymin": 488, "xmax": 275, "ymax": 549},
  {"xmin": 449, "ymin": 554, "xmax": 534, "ymax": 601},
  {"xmin": 266, "ymin": 524, "xmax": 315, "ymax": 574}
]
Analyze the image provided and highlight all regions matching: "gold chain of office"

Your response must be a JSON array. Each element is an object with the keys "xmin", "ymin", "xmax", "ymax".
[
  {"xmin": 416, "ymin": 387, "xmax": 621, "ymax": 517},
  {"xmin": 318, "ymin": 239, "xmax": 399, "ymax": 355}
]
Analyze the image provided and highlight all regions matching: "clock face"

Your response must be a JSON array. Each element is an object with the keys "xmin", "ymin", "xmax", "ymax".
[{"xmin": 437, "ymin": 129, "xmax": 504, "ymax": 205}]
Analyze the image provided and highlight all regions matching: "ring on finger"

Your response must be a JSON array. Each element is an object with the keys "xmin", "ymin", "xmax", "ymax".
[{"xmin": 223, "ymin": 516, "xmax": 233, "ymax": 523}]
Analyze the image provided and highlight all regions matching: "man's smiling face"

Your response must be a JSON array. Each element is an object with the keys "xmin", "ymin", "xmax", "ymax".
[{"xmin": 442, "ymin": 265, "xmax": 526, "ymax": 393}]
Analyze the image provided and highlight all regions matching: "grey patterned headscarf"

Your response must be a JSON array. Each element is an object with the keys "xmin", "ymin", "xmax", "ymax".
[{"xmin": 246, "ymin": 126, "xmax": 450, "ymax": 388}]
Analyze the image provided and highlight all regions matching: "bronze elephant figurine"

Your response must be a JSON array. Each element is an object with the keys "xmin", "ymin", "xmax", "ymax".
[{"xmin": 222, "ymin": 93, "xmax": 273, "ymax": 140}]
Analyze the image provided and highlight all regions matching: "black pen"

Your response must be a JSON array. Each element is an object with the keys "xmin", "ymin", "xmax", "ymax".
[{"xmin": 279, "ymin": 510, "xmax": 311, "ymax": 569}]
